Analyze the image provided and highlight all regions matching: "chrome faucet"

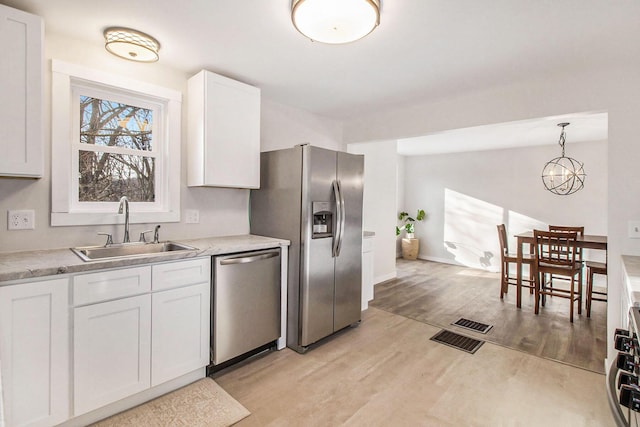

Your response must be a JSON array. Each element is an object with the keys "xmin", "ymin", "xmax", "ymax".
[{"xmin": 118, "ymin": 196, "xmax": 130, "ymax": 243}]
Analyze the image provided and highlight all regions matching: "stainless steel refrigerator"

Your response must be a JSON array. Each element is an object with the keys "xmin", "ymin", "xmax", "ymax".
[{"xmin": 250, "ymin": 144, "xmax": 364, "ymax": 353}]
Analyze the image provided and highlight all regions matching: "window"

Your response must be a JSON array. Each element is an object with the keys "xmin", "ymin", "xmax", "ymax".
[
  {"xmin": 78, "ymin": 94, "xmax": 155, "ymax": 203},
  {"xmin": 51, "ymin": 60, "xmax": 181, "ymax": 226}
]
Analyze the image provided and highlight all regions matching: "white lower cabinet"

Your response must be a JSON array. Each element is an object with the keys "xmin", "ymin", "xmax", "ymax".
[
  {"xmin": 362, "ymin": 234, "xmax": 375, "ymax": 310},
  {"xmin": 151, "ymin": 282, "xmax": 210, "ymax": 386},
  {"xmin": 0, "ymin": 257, "xmax": 211, "ymax": 426},
  {"xmin": 72, "ymin": 257, "xmax": 210, "ymax": 418},
  {"xmin": 73, "ymin": 294, "xmax": 152, "ymax": 416},
  {"xmin": 0, "ymin": 278, "xmax": 69, "ymax": 427}
]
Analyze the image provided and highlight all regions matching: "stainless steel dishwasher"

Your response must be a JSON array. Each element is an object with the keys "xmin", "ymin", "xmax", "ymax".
[{"xmin": 212, "ymin": 248, "xmax": 281, "ymax": 366}]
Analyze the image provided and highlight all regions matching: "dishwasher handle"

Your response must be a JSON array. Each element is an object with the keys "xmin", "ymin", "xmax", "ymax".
[{"xmin": 218, "ymin": 250, "xmax": 279, "ymax": 265}]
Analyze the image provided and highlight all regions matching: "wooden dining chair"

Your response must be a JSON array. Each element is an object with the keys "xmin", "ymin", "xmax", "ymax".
[
  {"xmin": 497, "ymin": 224, "xmax": 535, "ymax": 300},
  {"xmin": 547, "ymin": 225, "xmax": 585, "ymax": 305},
  {"xmin": 533, "ymin": 229, "xmax": 582, "ymax": 322},
  {"xmin": 585, "ymin": 261, "xmax": 607, "ymax": 317}
]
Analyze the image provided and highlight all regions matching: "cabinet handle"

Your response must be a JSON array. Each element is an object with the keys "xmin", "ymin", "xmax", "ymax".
[{"xmin": 219, "ymin": 251, "xmax": 279, "ymax": 265}]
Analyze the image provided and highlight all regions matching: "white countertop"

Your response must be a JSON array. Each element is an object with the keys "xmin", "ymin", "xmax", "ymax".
[
  {"xmin": 0, "ymin": 234, "xmax": 289, "ymax": 283},
  {"xmin": 622, "ymin": 255, "xmax": 640, "ymax": 305}
]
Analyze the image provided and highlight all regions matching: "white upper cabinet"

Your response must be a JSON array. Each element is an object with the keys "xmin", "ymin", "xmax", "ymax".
[
  {"xmin": 0, "ymin": 4, "xmax": 43, "ymax": 178},
  {"xmin": 187, "ymin": 69, "xmax": 261, "ymax": 189}
]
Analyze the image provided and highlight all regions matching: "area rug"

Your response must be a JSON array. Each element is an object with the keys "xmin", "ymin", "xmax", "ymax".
[{"xmin": 91, "ymin": 378, "xmax": 250, "ymax": 427}]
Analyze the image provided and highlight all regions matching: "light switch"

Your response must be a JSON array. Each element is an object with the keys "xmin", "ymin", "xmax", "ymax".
[
  {"xmin": 185, "ymin": 209, "xmax": 200, "ymax": 224},
  {"xmin": 629, "ymin": 221, "xmax": 640, "ymax": 239}
]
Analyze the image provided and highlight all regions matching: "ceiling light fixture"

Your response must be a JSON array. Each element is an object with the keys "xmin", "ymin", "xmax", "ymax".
[
  {"xmin": 291, "ymin": 0, "xmax": 380, "ymax": 44},
  {"xmin": 104, "ymin": 27, "xmax": 160, "ymax": 62},
  {"xmin": 541, "ymin": 123, "xmax": 586, "ymax": 195}
]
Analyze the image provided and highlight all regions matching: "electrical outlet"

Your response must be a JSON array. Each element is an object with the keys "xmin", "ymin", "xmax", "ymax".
[
  {"xmin": 185, "ymin": 209, "xmax": 200, "ymax": 224},
  {"xmin": 8, "ymin": 210, "xmax": 35, "ymax": 230},
  {"xmin": 629, "ymin": 221, "xmax": 640, "ymax": 239}
]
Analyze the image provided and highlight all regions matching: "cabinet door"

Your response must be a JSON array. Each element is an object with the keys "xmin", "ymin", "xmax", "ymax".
[
  {"xmin": 74, "ymin": 295, "xmax": 151, "ymax": 416},
  {"xmin": 0, "ymin": 278, "xmax": 69, "ymax": 427},
  {"xmin": 187, "ymin": 69, "xmax": 260, "ymax": 189},
  {"xmin": 0, "ymin": 4, "xmax": 43, "ymax": 177},
  {"xmin": 151, "ymin": 282, "xmax": 210, "ymax": 386}
]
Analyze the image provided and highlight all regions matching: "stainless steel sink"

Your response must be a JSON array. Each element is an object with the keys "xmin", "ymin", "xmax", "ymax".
[{"xmin": 71, "ymin": 241, "xmax": 198, "ymax": 262}]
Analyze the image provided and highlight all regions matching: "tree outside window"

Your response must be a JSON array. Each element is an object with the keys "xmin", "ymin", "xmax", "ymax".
[{"xmin": 78, "ymin": 96, "xmax": 155, "ymax": 203}]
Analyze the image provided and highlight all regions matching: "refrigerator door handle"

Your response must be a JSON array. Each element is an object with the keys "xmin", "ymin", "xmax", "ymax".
[
  {"xmin": 336, "ymin": 179, "xmax": 346, "ymax": 257},
  {"xmin": 332, "ymin": 179, "xmax": 342, "ymax": 258}
]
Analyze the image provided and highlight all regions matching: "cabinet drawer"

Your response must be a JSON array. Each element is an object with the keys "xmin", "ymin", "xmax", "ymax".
[
  {"xmin": 152, "ymin": 257, "xmax": 211, "ymax": 291},
  {"xmin": 363, "ymin": 237, "xmax": 374, "ymax": 253},
  {"xmin": 73, "ymin": 266, "xmax": 151, "ymax": 305}
]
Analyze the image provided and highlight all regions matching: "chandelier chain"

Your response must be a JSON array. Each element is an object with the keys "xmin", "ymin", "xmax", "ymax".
[{"xmin": 558, "ymin": 127, "xmax": 566, "ymax": 157}]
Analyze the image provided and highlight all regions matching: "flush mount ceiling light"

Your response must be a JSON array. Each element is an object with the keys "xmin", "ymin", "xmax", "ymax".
[
  {"xmin": 291, "ymin": 0, "xmax": 380, "ymax": 44},
  {"xmin": 104, "ymin": 27, "xmax": 160, "ymax": 62},
  {"xmin": 541, "ymin": 123, "xmax": 586, "ymax": 195}
]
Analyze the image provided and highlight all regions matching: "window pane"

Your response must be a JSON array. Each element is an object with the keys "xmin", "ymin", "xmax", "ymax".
[
  {"xmin": 80, "ymin": 95, "xmax": 153, "ymax": 151},
  {"xmin": 79, "ymin": 151, "xmax": 155, "ymax": 202}
]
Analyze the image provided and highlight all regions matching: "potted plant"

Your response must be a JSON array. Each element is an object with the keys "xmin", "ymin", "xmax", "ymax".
[{"xmin": 396, "ymin": 209, "xmax": 425, "ymax": 260}]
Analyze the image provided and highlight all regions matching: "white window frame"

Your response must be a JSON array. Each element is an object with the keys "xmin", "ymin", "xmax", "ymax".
[{"xmin": 51, "ymin": 59, "xmax": 181, "ymax": 226}]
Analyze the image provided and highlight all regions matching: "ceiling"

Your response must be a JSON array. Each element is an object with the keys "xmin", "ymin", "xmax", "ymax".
[
  {"xmin": 398, "ymin": 112, "xmax": 608, "ymax": 156},
  {"xmin": 2, "ymin": 1, "xmax": 633, "ymax": 151}
]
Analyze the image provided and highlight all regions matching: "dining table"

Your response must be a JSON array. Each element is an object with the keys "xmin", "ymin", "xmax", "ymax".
[{"xmin": 513, "ymin": 230, "xmax": 608, "ymax": 308}]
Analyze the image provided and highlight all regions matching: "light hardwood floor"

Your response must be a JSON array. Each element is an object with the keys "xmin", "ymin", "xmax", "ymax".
[
  {"xmin": 215, "ymin": 307, "xmax": 613, "ymax": 426},
  {"xmin": 372, "ymin": 259, "xmax": 607, "ymax": 373}
]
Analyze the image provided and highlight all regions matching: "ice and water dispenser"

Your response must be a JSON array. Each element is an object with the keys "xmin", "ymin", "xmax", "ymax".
[{"xmin": 312, "ymin": 201, "xmax": 333, "ymax": 239}]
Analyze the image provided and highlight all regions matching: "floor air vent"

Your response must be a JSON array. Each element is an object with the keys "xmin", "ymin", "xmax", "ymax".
[
  {"xmin": 452, "ymin": 318, "xmax": 493, "ymax": 334},
  {"xmin": 430, "ymin": 330, "xmax": 484, "ymax": 354}
]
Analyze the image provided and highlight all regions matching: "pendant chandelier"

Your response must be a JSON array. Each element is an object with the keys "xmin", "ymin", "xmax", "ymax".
[
  {"xmin": 291, "ymin": 0, "xmax": 380, "ymax": 44},
  {"xmin": 541, "ymin": 123, "xmax": 586, "ymax": 195}
]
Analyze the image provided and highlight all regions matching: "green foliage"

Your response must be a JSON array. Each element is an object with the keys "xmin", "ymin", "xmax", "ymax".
[{"xmin": 396, "ymin": 209, "xmax": 426, "ymax": 236}]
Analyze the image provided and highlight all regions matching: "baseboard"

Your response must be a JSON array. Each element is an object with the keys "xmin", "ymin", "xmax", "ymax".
[
  {"xmin": 374, "ymin": 271, "xmax": 396, "ymax": 285},
  {"xmin": 59, "ymin": 368, "xmax": 205, "ymax": 427},
  {"xmin": 416, "ymin": 255, "xmax": 460, "ymax": 266},
  {"xmin": 415, "ymin": 255, "xmax": 500, "ymax": 273}
]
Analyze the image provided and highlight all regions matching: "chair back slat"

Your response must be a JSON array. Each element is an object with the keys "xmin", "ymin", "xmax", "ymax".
[
  {"xmin": 548, "ymin": 225, "xmax": 584, "ymax": 261},
  {"xmin": 534, "ymin": 229, "xmax": 578, "ymax": 267},
  {"xmin": 548, "ymin": 225, "xmax": 584, "ymax": 236},
  {"xmin": 497, "ymin": 224, "xmax": 508, "ymax": 257}
]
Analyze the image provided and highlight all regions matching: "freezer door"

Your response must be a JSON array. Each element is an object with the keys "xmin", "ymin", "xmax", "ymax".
[
  {"xmin": 334, "ymin": 151, "xmax": 364, "ymax": 331},
  {"xmin": 300, "ymin": 146, "xmax": 337, "ymax": 347}
]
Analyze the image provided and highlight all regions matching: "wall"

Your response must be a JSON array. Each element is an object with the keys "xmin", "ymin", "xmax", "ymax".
[
  {"xmin": 0, "ymin": 32, "xmax": 344, "ymax": 252},
  {"xmin": 261, "ymin": 99, "xmax": 344, "ymax": 152},
  {"xmin": 343, "ymin": 65, "xmax": 640, "ymax": 362},
  {"xmin": 396, "ymin": 154, "xmax": 406, "ymax": 257},
  {"xmin": 402, "ymin": 140, "xmax": 607, "ymax": 270},
  {"xmin": 347, "ymin": 140, "xmax": 398, "ymax": 283}
]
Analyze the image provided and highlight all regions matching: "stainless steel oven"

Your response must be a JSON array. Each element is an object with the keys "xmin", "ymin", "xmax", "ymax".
[{"xmin": 608, "ymin": 306, "xmax": 640, "ymax": 426}]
